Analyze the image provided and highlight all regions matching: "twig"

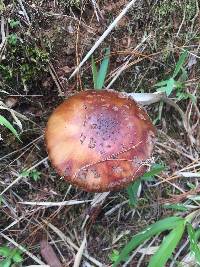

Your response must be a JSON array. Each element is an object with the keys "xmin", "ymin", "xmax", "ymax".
[
  {"xmin": 0, "ymin": 216, "xmax": 24, "ymax": 233},
  {"xmin": 130, "ymin": 92, "xmax": 190, "ymax": 137},
  {"xmin": 82, "ymin": 192, "xmax": 110, "ymax": 229},
  {"xmin": 156, "ymin": 142, "xmax": 196, "ymax": 161},
  {"xmin": 0, "ymin": 157, "xmax": 48, "ymax": 195},
  {"xmin": 169, "ymin": 240, "xmax": 189, "ymax": 267},
  {"xmin": 44, "ymin": 13, "xmax": 95, "ymax": 32},
  {"xmin": 17, "ymin": 0, "xmax": 31, "ymax": 24},
  {"xmin": 48, "ymin": 63, "xmax": 64, "ymax": 96},
  {"xmin": 0, "ymin": 233, "xmax": 45, "ymax": 265},
  {"xmin": 0, "ymin": 135, "xmax": 43, "ymax": 161},
  {"xmin": 176, "ymin": 5, "xmax": 186, "ymax": 37},
  {"xmin": 43, "ymin": 220, "xmax": 103, "ymax": 267},
  {"xmin": 0, "ymin": 15, "xmax": 5, "ymax": 41},
  {"xmin": 191, "ymin": 0, "xmax": 199, "ymax": 31},
  {"xmin": 19, "ymin": 200, "xmax": 92, "ymax": 207},
  {"xmin": 105, "ymin": 200, "xmax": 129, "ymax": 216},
  {"xmin": 69, "ymin": 0, "xmax": 138, "ymax": 78},
  {"xmin": 73, "ymin": 231, "xmax": 87, "ymax": 267},
  {"xmin": 137, "ymin": 236, "xmax": 158, "ymax": 267},
  {"xmin": 75, "ymin": 5, "xmax": 83, "ymax": 90},
  {"xmin": 175, "ymin": 45, "xmax": 200, "ymax": 59},
  {"xmin": 90, "ymin": 0, "xmax": 103, "ymax": 22},
  {"xmin": 159, "ymin": 97, "xmax": 188, "ymax": 132},
  {"xmin": 106, "ymin": 34, "xmax": 151, "ymax": 88},
  {"xmin": 122, "ymin": 241, "xmax": 149, "ymax": 267},
  {"xmin": 0, "ymin": 15, "xmax": 7, "ymax": 60},
  {"xmin": 0, "ymin": 100, "xmax": 30, "ymax": 121}
]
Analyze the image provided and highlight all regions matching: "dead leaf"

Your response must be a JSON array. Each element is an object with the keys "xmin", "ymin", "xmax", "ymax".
[
  {"xmin": 5, "ymin": 97, "xmax": 18, "ymax": 109},
  {"xmin": 60, "ymin": 66, "xmax": 72, "ymax": 74},
  {"xmin": 40, "ymin": 240, "xmax": 63, "ymax": 267}
]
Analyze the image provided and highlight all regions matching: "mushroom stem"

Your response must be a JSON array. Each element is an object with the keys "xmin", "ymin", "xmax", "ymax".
[{"xmin": 127, "ymin": 92, "xmax": 165, "ymax": 106}]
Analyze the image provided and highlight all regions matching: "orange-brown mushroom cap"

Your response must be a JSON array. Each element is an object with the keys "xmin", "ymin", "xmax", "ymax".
[{"xmin": 45, "ymin": 90, "xmax": 156, "ymax": 192}]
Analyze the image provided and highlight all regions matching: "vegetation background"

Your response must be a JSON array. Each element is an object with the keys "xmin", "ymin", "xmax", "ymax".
[{"xmin": 0, "ymin": 0, "xmax": 199, "ymax": 266}]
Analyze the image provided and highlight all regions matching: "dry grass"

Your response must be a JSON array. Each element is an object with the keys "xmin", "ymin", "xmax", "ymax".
[{"xmin": 0, "ymin": 0, "xmax": 200, "ymax": 266}]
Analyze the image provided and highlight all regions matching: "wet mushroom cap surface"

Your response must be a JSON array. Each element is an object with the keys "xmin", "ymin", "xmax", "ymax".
[{"xmin": 45, "ymin": 90, "xmax": 156, "ymax": 192}]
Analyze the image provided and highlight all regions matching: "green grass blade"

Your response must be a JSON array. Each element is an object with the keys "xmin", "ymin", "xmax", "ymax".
[
  {"xmin": 0, "ymin": 246, "xmax": 11, "ymax": 257},
  {"xmin": 127, "ymin": 179, "xmax": 141, "ymax": 207},
  {"xmin": 0, "ymin": 258, "xmax": 12, "ymax": 267},
  {"xmin": 91, "ymin": 55, "xmax": 98, "ymax": 89},
  {"xmin": 156, "ymin": 86, "xmax": 168, "ymax": 92},
  {"xmin": 163, "ymin": 203, "xmax": 188, "ymax": 212},
  {"xmin": 187, "ymin": 223, "xmax": 200, "ymax": 264},
  {"xmin": 127, "ymin": 164, "xmax": 164, "ymax": 207},
  {"xmin": 112, "ymin": 217, "xmax": 184, "ymax": 267},
  {"xmin": 195, "ymin": 228, "xmax": 200, "ymax": 241},
  {"xmin": 0, "ymin": 115, "xmax": 21, "ymax": 141},
  {"xmin": 141, "ymin": 163, "xmax": 165, "ymax": 181},
  {"xmin": 172, "ymin": 50, "xmax": 188, "ymax": 78},
  {"xmin": 96, "ymin": 47, "xmax": 110, "ymax": 90},
  {"xmin": 154, "ymin": 80, "xmax": 168, "ymax": 87},
  {"xmin": 148, "ymin": 221, "xmax": 185, "ymax": 267}
]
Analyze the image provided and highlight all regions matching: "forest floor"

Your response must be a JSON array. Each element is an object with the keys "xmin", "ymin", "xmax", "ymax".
[{"xmin": 0, "ymin": 0, "xmax": 200, "ymax": 266}]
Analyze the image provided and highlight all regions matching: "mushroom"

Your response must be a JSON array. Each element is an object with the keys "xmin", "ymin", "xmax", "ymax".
[{"xmin": 45, "ymin": 89, "xmax": 156, "ymax": 192}]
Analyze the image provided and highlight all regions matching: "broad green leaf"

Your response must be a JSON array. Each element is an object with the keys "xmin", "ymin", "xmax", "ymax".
[
  {"xmin": 187, "ymin": 182, "xmax": 196, "ymax": 190},
  {"xmin": 91, "ymin": 56, "xmax": 98, "ymax": 89},
  {"xmin": 187, "ymin": 223, "xmax": 200, "ymax": 264},
  {"xmin": 109, "ymin": 249, "xmax": 120, "ymax": 263},
  {"xmin": 164, "ymin": 203, "xmax": 188, "ymax": 212},
  {"xmin": 176, "ymin": 91, "xmax": 196, "ymax": 102},
  {"xmin": 96, "ymin": 47, "xmax": 110, "ymax": 90},
  {"xmin": 0, "ymin": 115, "xmax": 21, "ymax": 141},
  {"xmin": 174, "ymin": 80, "xmax": 183, "ymax": 89},
  {"xmin": 20, "ymin": 169, "xmax": 30, "ymax": 178},
  {"xmin": 0, "ymin": 247, "xmax": 11, "ymax": 257},
  {"xmin": 148, "ymin": 221, "xmax": 185, "ymax": 267},
  {"xmin": 172, "ymin": 50, "xmax": 188, "ymax": 78},
  {"xmin": 31, "ymin": 170, "xmax": 41, "ymax": 181},
  {"xmin": 141, "ymin": 164, "xmax": 165, "ymax": 181},
  {"xmin": 7, "ymin": 34, "xmax": 18, "ymax": 46},
  {"xmin": 165, "ymin": 78, "xmax": 175, "ymax": 96},
  {"xmin": 12, "ymin": 250, "xmax": 23, "ymax": 263},
  {"xmin": 186, "ymin": 93, "xmax": 196, "ymax": 103},
  {"xmin": 109, "ymin": 249, "xmax": 129, "ymax": 264},
  {"xmin": 0, "ymin": 258, "xmax": 11, "ymax": 267},
  {"xmin": 155, "ymin": 78, "xmax": 175, "ymax": 96},
  {"xmin": 127, "ymin": 179, "xmax": 141, "ymax": 207},
  {"xmin": 112, "ymin": 216, "xmax": 184, "ymax": 267},
  {"xmin": 20, "ymin": 169, "xmax": 41, "ymax": 181},
  {"xmin": 9, "ymin": 19, "xmax": 20, "ymax": 28},
  {"xmin": 179, "ymin": 67, "xmax": 188, "ymax": 82},
  {"xmin": 127, "ymin": 164, "xmax": 164, "ymax": 207}
]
